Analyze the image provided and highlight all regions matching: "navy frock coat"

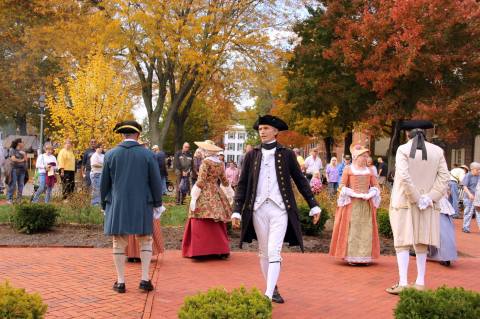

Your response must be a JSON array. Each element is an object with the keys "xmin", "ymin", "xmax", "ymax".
[{"xmin": 101, "ymin": 141, "xmax": 163, "ymax": 235}]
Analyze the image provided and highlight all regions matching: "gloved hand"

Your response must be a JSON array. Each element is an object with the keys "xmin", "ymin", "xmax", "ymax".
[
  {"xmin": 418, "ymin": 195, "xmax": 433, "ymax": 210},
  {"xmin": 153, "ymin": 206, "xmax": 166, "ymax": 219}
]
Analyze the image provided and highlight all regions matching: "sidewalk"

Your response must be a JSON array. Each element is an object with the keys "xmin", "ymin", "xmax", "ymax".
[{"xmin": 0, "ymin": 221, "xmax": 478, "ymax": 318}]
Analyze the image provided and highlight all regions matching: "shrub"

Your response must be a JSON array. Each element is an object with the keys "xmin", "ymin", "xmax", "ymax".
[
  {"xmin": 178, "ymin": 286, "xmax": 272, "ymax": 319},
  {"xmin": 298, "ymin": 204, "xmax": 330, "ymax": 236},
  {"xmin": 11, "ymin": 203, "xmax": 58, "ymax": 234},
  {"xmin": 376, "ymin": 208, "xmax": 393, "ymax": 239},
  {"xmin": 395, "ymin": 286, "xmax": 480, "ymax": 319},
  {"xmin": 0, "ymin": 281, "xmax": 48, "ymax": 319}
]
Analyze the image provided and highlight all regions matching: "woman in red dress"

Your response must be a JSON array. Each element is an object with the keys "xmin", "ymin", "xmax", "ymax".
[{"xmin": 182, "ymin": 140, "xmax": 233, "ymax": 259}]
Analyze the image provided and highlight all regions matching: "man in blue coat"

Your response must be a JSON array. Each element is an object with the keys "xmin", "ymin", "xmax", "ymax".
[{"xmin": 101, "ymin": 120, "xmax": 164, "ymax": 294}]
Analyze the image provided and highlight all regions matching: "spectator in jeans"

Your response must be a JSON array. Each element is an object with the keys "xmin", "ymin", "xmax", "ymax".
[
  {"xmin": 325, "ymin": 157, "xmax": 339, "ymax": 196},
  {"xmin": 6, "ymin": 138, "xmax": 27, "ymax": 204},
  {"xmin": 449, "ymin": 164, "xmax": 468, "ymax": 218},
  {"xmin": 174, "ymin": 142, "xmax": 192, "ymax": 205},
  {"xmin": 81, "ymin": 138, "xmax": 97, "ymax": 189},
  {"xmin": 191, "ymin": 148, "xmax": 204, "ymax": 187},
  {"xmin": 89, "ymin": 144, "xmax": 104, "ymax": 206},
  {"xmin": 337, "ymin": 154, "xmax": 351, "ymax": 181},
  {"xmin": 377, "ymin": 157, "xmax": 388, "ymax": 186},
  {"xmin": 32, "ymin": 144, "xmax": 57, "ymax": 203},
  {"xmin": 0, "ymin": 146, "xmax": 5, "ymax": 194},
  {"xmin": 152, "ymin": 145, "xmax": 168, "ymax": 195},
  {"xmin": 462, "ymin": 162, "xmax": 480, "ymax": 233}
]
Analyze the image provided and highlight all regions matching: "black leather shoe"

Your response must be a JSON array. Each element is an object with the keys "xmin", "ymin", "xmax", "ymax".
[
  {"xmin": 440, "ymin": 260, "xmax": 451, "ymax": 267},
  {"xmin": 272, "ymin": 286, "xmax": 284, "ymax": 304},
  {"xmin": 113, "ymin": 282, "xmax": 126, "ymax": 293},
  {"xmin": 139, "ymin": 280, "xmax": 154, "ymax": 292}
]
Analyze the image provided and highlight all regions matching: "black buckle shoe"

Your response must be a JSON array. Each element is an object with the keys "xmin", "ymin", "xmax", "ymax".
[
  {"xmin": 272, "ymin": 286, "xmax": 285, "ymax": 304},
  {"xmin": 139, "ymin": 280, "xmax": 154, "ymax": 292},
  {"xmin": 113, "ymin": 282, "xmax": 126, "ymax": 293}
]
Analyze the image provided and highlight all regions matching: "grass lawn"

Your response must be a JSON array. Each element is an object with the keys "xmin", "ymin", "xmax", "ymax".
[
  {"xmin": 0, "ymin": 194, "xmax": 187, "ymax": 227},
  {"xmin": 161, "ymin": 204, "xmax": 187, "ymax": 226},
  {"xmin": 0, "ymin": 205, "xmax": 13, "ymax": 223}
]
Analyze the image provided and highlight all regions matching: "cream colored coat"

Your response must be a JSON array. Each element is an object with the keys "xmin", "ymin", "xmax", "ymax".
[{"xmin": 389, "ymin": 140, "xmax": 449, "ymax": 248}]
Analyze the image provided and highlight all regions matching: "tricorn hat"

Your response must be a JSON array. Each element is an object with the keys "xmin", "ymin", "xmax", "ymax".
[
  {"xmin": 399, "ymin": 120, "xmax": 434, "ymax": 131},
  {"xmin": 113, "ymin": 120, "xmax": 142, "ymax": 134},
  {"xmin": 194, "ymin": 140, "xmax": 223, "ymax": 152},
  {"xmin": 253, "ymin": 115, "xmax": 288, "ymax": 131}
]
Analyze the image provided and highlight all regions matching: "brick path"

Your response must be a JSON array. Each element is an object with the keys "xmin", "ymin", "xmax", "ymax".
[{"xmin": 0, "ymin": 221, "xmax": 479, "ymax": 318}]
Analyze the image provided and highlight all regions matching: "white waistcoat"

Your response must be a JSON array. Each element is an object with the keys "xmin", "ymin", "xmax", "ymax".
[{"xmin": 254, "ymin": 147, "xmax": 285, "ymax": 210}]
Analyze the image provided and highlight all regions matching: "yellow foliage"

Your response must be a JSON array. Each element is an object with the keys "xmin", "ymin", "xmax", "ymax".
[{"xmin": 48, "ymin": 52, "xmax": 133, "ymax": 155}]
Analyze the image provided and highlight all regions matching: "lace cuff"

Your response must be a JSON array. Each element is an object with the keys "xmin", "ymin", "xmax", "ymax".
[{"xmin": 368, "ymin": 187, "xmax": 381, "ymax": 208}]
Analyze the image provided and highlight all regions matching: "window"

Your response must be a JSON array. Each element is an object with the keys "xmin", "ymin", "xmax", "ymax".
[
  {"xmin": 228, "ymin": 143, "xmax": 235, "ymax": 151},
  {"xmin": 238, "ymin": 133, "xmax": 246, "ymax": 140},
  {"xmin": 237, "ymin": 143, "xmax": 244, "ymax": 151},
  {"xmin": 451, "ymin": 148, "xmax": 465, "ymax": 166},
  {"xmin": 228, "ymin": 132, "xmax": 235, "ymax": 139},
  {"xmin": 227, "ymin": 155, "xmax": 235, "ymax": 162}
]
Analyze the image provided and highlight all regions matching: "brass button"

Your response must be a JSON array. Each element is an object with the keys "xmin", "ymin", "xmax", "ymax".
[
  {"xmin": 287, "ymin": 205, "xmax": 291, "ymax": 208},
  {"xmin": 279, "ymin": 166, "xmax": 282, "ymax": 169},
  {"xmin": 279, "ymin": 154, "xmax": 282, "ymax": 157},
  {"xmin": 277, "ymin": 160, "xmax": 281, "ymax": 163}
]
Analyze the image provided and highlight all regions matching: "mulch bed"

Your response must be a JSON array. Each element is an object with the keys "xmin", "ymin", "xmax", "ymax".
[{"xmin": 0, "ymin": 223, "xmax": 396, "ymax": 255}]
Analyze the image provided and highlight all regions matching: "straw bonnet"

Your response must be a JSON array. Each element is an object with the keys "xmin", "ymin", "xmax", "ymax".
[
  {"xmin": 194, "ymin": 140, "xmax": 223, "ymax": 152},
  {"xmin": 349, "ymin": 144, "xmax": 369, "ymax": 159}
]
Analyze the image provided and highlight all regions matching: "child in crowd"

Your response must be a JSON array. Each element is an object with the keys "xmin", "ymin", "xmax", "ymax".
[{"xmin": 310, "ymin": 171, "xmax": 322, "ymax": 195}]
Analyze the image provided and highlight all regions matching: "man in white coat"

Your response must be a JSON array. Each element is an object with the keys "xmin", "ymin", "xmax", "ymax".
[{"xmin": 386, "ymin": 120, "xmax": 449, "ymax": 295}]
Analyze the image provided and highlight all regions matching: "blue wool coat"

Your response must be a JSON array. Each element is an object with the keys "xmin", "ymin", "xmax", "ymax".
[{"xmin": 101, "ymin": 141, "xmax": 163, "ymax": 235}]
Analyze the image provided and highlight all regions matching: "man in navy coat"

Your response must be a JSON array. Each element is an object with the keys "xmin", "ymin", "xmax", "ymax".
[{"xmin": 101, "ymin": 120, "xmax": 164, "ymax": 293}]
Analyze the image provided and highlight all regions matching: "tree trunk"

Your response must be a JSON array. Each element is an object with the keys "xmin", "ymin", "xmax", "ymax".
[
  {"xmin": 15, "ymin": 113, "xmax": 27, "ymax": 135},
  {"xmin": 323, "ymin": 136, "xmax": 333, "ymax": 162},
  {"xmin": 386, "ymin": 120, "xmax": 401, "ymax": 175},
  {"xmin": 344, "ymin": 132, "xmax": 353, "ymax": 156},
  {"xmin": 173, "ymin": 116, "xmax": 185, "ymax": 152},
  {"xmin": 148, "ymin": 113, "xmax": 162, "ymax": 146}
]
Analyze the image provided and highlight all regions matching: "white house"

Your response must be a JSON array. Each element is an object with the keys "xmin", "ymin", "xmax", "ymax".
[{"xmin": 223, "ymin": 124, "xmax": 247, "ymax": 163}]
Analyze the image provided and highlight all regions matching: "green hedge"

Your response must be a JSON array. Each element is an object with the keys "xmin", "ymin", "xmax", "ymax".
[
  {"xmin": 0, "ymin": 281, "xmax": 48, "ymax": 319},
  {"xmin": 178, "ymin": 287, "xmax": 272, "ymax": 319},
  {"xmin": 11, "ymin": 203, "xmax": 58, "ymax": 234},
  {"xmin": 376, "ymin": 208, "xmax": 393, "ymax": 239},
  {"xmin": 395, "ymin": 286, "xmax": 480, "ymax": 319},
  {"xmin": 298, "ymin": 204, "xmax": 330, "ymax": 236}
]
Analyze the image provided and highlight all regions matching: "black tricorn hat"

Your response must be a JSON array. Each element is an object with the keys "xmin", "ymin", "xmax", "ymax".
[
  {"xmin": 399, "ymin": 120, "xmax": 434, "ymax": 131},
  {"xmin": 253, "ymin": 115, "xmax": 288, "ymax": 131},
  {"xmin": 113, "ymin": 120, "xmax": 142, "ymax": 134}
]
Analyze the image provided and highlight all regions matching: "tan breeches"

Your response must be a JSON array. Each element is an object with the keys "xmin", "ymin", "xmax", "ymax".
[
  {"xmin": 395, "ymin": 244, "xmax": 428, "ymax": 254},
  {"xmin": 113, "ymin": 235, "xmax": 152, "ymax": 253}
]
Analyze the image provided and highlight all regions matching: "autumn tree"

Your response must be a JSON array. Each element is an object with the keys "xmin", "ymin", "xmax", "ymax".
[
  {"xmin": 48, "ymin": 53, "xmax": 133, "ymax": 153},
  {"xmin": 284, "ymin": 4, "xmax": 375, "ymax": 158},
  {"xmin": 88, "ymin": 0, "xmax": 279, "ymax": 151},
  {"xmin": 326, "ymin": 0, "xmax": 480, "ymax": 161}
]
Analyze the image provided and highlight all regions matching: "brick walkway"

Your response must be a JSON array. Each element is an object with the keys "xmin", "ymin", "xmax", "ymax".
[{"xmin": 0, "ymin": 221, "xmax": 479, "ymax": 318}]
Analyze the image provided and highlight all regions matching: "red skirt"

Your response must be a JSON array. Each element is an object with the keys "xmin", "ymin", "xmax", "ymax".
[
  {"xmin": 126, "ymin": 219, "xmax": 164, "ymax": 258},
  {"xmin": 182, "ymin": 218, "xmax": 230, "ymax": 257}
]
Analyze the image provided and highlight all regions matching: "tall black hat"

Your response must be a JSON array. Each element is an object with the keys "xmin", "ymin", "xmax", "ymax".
[
  {"xmin": 399, "ymin": 120, "xmax": 434, "ymax": 131},
  {"xmin": 400, "ymin": 120, "xmax": 434, "ymax": 160},
  {"xmin": 253, "ymin": 115, "xmax": 288, "ymax": 131},
  {"xmin": 113, "ymin": 120, "xmax": 142, "ymax": 134}
]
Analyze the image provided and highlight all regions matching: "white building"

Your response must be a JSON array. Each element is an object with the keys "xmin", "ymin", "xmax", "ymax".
[{"xmin": 223, "ymin": 124, "xmax": 247, "ymax": 163}]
